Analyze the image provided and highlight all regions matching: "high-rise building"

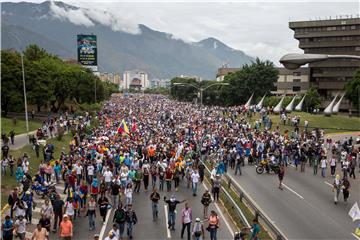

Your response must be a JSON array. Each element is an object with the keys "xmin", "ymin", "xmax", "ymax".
[{"xmin": 289, "ymin": 17, "xmax": 360, "ymax": 109}]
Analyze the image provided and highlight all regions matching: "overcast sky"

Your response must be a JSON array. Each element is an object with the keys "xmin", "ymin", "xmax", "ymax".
[{"xmin": 8, "ymin": 0, "xmax": 360, "ymax": 64}]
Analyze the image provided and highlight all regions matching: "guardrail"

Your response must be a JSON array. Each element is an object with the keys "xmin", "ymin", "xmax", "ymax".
[
  {"xmin": 222, "ymin": 173, "xmax": 287, "ymax": 240},
  {"xmin": 200, "ymin": 159, "xmax": 251, "ymax": 229},
  {"xmin": 196, "ymin": 134, "xmax": 287, "ymax": 240}
]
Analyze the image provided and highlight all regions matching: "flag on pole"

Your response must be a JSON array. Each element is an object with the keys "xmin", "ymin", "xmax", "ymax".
[
  {"xmin": 349, "ymin": 202, "xmax": 360, "ymax": 222},
  {"xmin": 118, "ymin": 119, "xmax": 130, "ymax": 135}
]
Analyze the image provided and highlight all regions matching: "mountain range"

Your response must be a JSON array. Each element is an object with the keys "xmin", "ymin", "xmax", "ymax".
[{"xmin": 1, "ymin": 1, "xmax": 254, "ymax": 79}]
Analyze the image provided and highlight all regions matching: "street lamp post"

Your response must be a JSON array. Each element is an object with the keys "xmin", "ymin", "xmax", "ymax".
[
  {"xmin": 8, "ymin": 32, "xmax": 30, "ymax": 142},
  {"xmin": 173, "ymin": 82, "xmax": 229, "ymax": 106}
]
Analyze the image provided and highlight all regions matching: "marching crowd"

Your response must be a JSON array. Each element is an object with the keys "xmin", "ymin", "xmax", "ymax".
[{"xmin": 1, "ymin": 93, "xmax": 359, "ymax": 240}]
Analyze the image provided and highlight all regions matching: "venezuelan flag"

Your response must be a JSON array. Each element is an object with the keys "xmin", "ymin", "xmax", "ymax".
[{"xmin": 118, "ymin": 119, "xmax": 130, "ymax": 135}]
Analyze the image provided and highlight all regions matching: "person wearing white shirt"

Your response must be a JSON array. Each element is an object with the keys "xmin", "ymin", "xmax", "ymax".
[
  {"xmin": 103, "ymin": 169, "xmax": 113, "ymax": 191},
  {"xmin": 191, "ymin": 170, "xmax": 200, "ymax": 196},
  {"xmin": 14, "ymin": 215, "xmax": 27, "ymax": 240},
  {"xmin": 87, "ymin": 164, "xmax": 95, "ymax": 183},
  {"xmin": 125, "ymin": 183, "xmax": 133, "ymax": 207},
  {"xmin": 75, "ymin": 163, "xmax": 83, "ymax": 186},
  {"xmin": 320, "ymin": 157, "xmax": 327, "ymax": 177}
]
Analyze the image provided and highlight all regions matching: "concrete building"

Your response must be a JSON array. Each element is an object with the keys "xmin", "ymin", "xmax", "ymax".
[
  {"xmin": 216, "ymin": 67, "xmax": 241, "ymax": 81},
  {"xmin": 123, "ymin": 70, "xmax": 149, "ymax": 90},
  {"xmin": 273, "ymin": 67, "xmax": 310, "ymax": 95},
  {"xmin": 289, "ymin": 17, "xmax": 360, "ymax": 109}
]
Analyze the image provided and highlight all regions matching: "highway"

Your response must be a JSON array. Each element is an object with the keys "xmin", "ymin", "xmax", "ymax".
[
  {"xmin": 226, "ymin": 142, "xmax": 359, "ymax": 240},
  {"xmin": 100, "ymin": 179, "xmax": 234, "ymax": 240}
]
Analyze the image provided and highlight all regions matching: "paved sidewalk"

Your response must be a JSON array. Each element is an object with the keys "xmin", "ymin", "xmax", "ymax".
[{"xmin": 3, "ymin": 131, "xmax": 37, "ymax": 150}]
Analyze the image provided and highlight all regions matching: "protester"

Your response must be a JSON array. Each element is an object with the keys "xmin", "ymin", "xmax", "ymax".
[
  {"xmin": 180, "ymin": 202, "xmax": 193, "ymax": 240},
  {"xmin": 59, "ymin": 214, "xmax": 73, "ymax": 240}
]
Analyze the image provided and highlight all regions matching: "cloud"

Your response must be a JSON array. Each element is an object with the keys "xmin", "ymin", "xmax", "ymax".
[
  {"xmin": 83, "ymin": 8, "xmax": 141, "ymax": 34},
  {"xmin": 49, "ymin": 1, "xmax": 94, "ymax": 27},
  {"xmin": 38, "ymin": 0, "xmax": 360, "ymax": 63}
]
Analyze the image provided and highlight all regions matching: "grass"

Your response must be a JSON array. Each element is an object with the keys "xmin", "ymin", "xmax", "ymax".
[
  {"xmin": 245, "ymin": 112, "xmax": 360, "ymax": 134},
  {"xmin": 0, "ymin": 134, "xmax": 73, "ymax": 208},
  {"xmin": 1, "ymin": 117, "xmax": 42, "ymax": 135}
]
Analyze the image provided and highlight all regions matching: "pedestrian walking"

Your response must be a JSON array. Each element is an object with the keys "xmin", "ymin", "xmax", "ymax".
[
  {"xmin": 150, "ymin": 188, "xmax": 160, "ymax": 221},
  {"xmin": 180, "ymin": 202, "xmax": 192, "ymax": 240},
  {"xmin": 59, "ymin": 214, "xmax": 73, "ymax": 240},
  {"xmin": 14, "ymin": 215, "xmax": 27, "ymax": 240},
  {"xmin": 32, "ymin": 223, "xmax": 49, "ymax": 240},
  {"xmin": 313, "ymin": 156, "xmax": 318, "ymax": 175},
  {"xmin": 212, "ymin": 175, "xmax": 221, "ymax": 202},
  {"xmin": 333, "ymin": 174, "xmax": 341, "ymax": 205},
  {"xmin": 22, "ymin": 190, "xmax": 33, "ymax": 224},
  {"xmin": 191, "ymin": 169, "xmax": 200, "ymax": 196},
  {"xmin": 342, "ymin": 176, "xmax": 350, "ymax": 203},
  {"xmin": 201, "ymin": 189, "xmax": 212, "ymax": 219},
  {"xmin": 2, "ymin": 215, "xmax": 14, "ymax": 240},
  {"xmin": 207, "ymin": 210, "xmax": 219, "ymax": 240},
  {"xmin": 87, "ymin": 197, "xmax": 97, "ymax": 231},
  {"xmin": 53, "ymin": 195, "xmax": 64, "ymax": 233},
  {"xmin": 9, "ymin": 130, "xmax": 15, "ymax": 145},
  {"xmin": 113, "ymin": 203, "xmax": 126, "ymax": 239},
  {"xmin": 249, "ymin": 218, "xmax": 261, "ymax": 240},
  {"xmin": 164, "ymin": 195, "xmax": 186, "ymax": 230},
  {"xmin": 278, "ymin": 164, "xmax": 285, "ymax": 190},
  {"xmin": 329, "ymin": 157, "xmax": 336, "ymax": 176},
  {"xmin": 98, "ymin": 194, "xmax": 110, "ymax": 223},
  {"xmin": 320, "ymin": 157, "xmax": 327, "ymax": 178},
  {"xmin": 192, "ymin": 218, "xmax": 204, "ymax": 240},
  {"xmin": 349, "ymin": 156, "xmax": 356, "ymax": 179},
  {"xmin": 125, "ymin": 204, "xmax": 138, "ymax": 240}
]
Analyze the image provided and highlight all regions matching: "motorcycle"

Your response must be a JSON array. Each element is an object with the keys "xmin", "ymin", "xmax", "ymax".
[
  {"xmin": 31, "ymin": 182, "xmax": 56, "ymax": 197},
  {"xmin": 255, "ymin": 159, "xmax": 280, "ymax": 174}
]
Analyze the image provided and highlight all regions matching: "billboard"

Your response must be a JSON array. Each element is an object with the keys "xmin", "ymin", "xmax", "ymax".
[{"xmin": 77, "ymin": 34, "xmax": 97, "ymax": 66}]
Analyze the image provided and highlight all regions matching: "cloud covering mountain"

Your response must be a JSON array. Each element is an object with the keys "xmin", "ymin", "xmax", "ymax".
[{"xmin": 1, "ymin": 1, "xmax": 254, "ymax": 79}]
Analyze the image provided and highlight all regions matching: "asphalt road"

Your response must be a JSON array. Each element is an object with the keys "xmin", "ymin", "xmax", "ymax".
[
  {"xmin": 100, "ymin": 179, "xmax": 234, "ymax": 240},
  {"xmin": 226, "ymin": 151, "xmax": 359, "ymax": 239}
]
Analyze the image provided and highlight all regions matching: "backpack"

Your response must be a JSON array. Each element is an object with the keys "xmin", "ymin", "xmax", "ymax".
[{"xmin": 114, "ymin": 209, "xmax": 125, "ymax": 223}]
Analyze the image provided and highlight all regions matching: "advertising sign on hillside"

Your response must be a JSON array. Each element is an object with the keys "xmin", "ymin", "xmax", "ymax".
[{"xmin": 77, "ymin": 34, "xmax": 97, "ymax": 66}]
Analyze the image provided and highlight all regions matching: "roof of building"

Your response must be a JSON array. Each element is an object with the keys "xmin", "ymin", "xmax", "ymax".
[{"xmin": 216, "ymin": 67, "xmax": 241, "ymax": 77}]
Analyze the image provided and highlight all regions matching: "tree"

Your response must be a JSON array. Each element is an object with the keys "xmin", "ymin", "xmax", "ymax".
[
  {"xmin": 23, "ymin": 44, "xmax": 51, "ymax": 61},
  {"xmin": 303, "ymin": 86, "xmax": 321, "ymax": 111},
  {"xmin": 26, "ymin": 59, "xmax": 54, "ymax": 111},
  {"xmin": 1, "ymin": 50, "xmax": 24, "ymax": 116},
  {"xmin": 220, "ymin": 58, "xmax": 278, "ymax": 106},
  {"xmin": 345, "ymin": 68, "xmax": 360, "ymax": 111},
  {"xmin": 170, "ymin": 77, "xmax": 198, "ymax": 102}
]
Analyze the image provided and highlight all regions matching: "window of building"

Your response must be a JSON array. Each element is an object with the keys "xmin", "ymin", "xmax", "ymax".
[
  {"xmin": 351, "ymin": 25, "xmax": 356, "ymax": 30},
  {"xmin": 293, "ymin": 86, "xmax": 301, "ymax": 92},
  {"xmin": 293, "ymin": 72, "xmax": 301, "ymax": 76},
  {"xmin": 293, "ymin": 79, "xmax": 301, "ymax": 82}
]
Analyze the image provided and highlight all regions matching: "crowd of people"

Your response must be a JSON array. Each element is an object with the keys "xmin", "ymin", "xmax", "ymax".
[{"xmin": 1, "ymin": 93, "xmax": 359, "ymax": 240}]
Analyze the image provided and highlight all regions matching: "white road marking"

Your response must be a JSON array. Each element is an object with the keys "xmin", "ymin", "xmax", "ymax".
[
  {"xmin": 99, "ymin": 208, "xmax": 112, "ymax": 240},
  {"xmin": 202, "ymin": 183, "xmax": 234, "ymax": 236},
  {"xmin": 164, "ymin": 204, "xmax": 171, "ymax": 238},
  {"xmin": 283, "ymin": 183, "xmax": 304, "ymax": 200},
  {"xmin": 324, "ymin": 181, "xmax": 333, "ymax": 187},
  {"xmin": 352, "ymin": 233, "xmax": 360, "ymax": 240},
  {"xmin": 227, "ymin": 174, "xmax": 288, "ymax": 239}
]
